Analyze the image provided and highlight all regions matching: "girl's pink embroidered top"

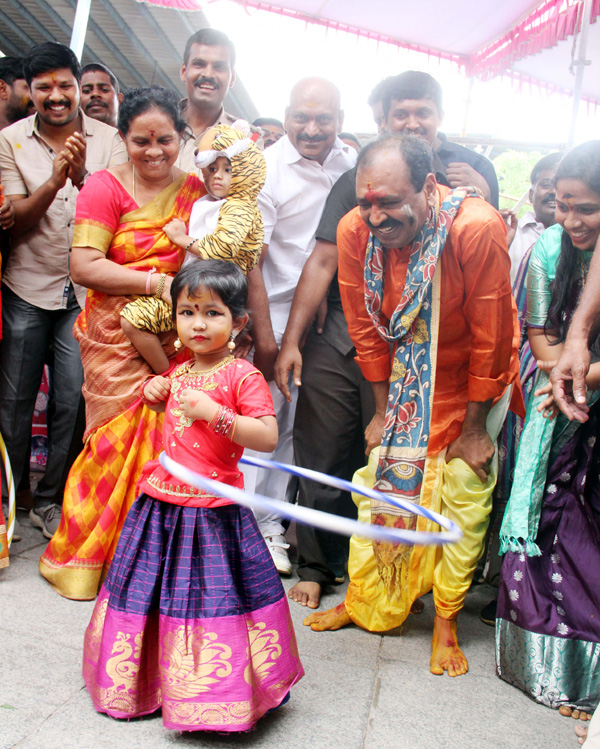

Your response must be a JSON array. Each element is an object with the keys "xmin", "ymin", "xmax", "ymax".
[{"xmin": 138, "ymin": 356, "xmax": 275, "ymax": 508}]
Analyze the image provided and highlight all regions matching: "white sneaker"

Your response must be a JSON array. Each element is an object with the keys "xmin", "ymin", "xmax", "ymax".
[{"xmin": 264, "ymin": 534, "xmax": 292, "ymax": 575}]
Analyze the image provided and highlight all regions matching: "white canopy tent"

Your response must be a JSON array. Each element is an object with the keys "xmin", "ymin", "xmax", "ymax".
[{"xmin": 108, "ymin": 0, "xmax": 598, "ymax": 144}]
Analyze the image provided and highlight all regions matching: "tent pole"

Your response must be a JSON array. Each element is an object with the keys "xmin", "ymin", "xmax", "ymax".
[
  {"xmin": 70, "ymin": 0, "xmax": 92, "ymax": 61},
  {"xmin": 461, "ymin": 76, "xmax": 474, "ymax": 138},
  {"xmin": 567, "ymin": 0, "xmax": 593, "ymax": 147}
]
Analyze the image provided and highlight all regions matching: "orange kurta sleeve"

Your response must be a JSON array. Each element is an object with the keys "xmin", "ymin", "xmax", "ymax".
[
  {"xmin": 452, "ymin": 199, "xmax": 521, "ymax": 404},
  {"xmin": 337, "ymin": 208, "xmax": 391, "ymax": 382}
]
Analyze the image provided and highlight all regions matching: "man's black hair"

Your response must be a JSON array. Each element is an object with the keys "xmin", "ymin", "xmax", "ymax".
[
  {"xmin": 23, "ymin": 42, "xmax": 81, "ymax": 86},
  {"xmin": 382, "ymin": 71, "xmax": 443, "ymax": 118},
  {"xmin": 0, "ymin": 57, "xmax": 25, "ymax": 87},
  {"xmin": 182, "ymin": 28, "xmax": 236, "ymax": 69},
  {"xmin": 253, "ymin": 117, "xmax": 283, "ymax": 129},
  {"xmin": 367, "ymin": 75, "xmax": 397, "ymax": 107},
  {"xmin": 81, "ymin": 62, "xmax": 119, "ymax": 94},
  {"xmin": 357, "ymin": 134, "xmax": 434, "ymax": 193},
  {"xmin": 530, "ymin": 152, "xmax": 562, "ymax": 186},
  {"xmin": 339, "ymin": 131, "xmax": 360, "ymax": 146}
]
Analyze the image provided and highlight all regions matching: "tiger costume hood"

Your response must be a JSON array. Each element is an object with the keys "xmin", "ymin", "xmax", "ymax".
[{"xmin": 191, "ymin": 122, "xmax": 266, "ymax": 274}]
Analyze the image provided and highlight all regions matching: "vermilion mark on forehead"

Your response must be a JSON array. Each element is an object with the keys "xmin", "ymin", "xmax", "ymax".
[
  {"xmin": 149, "ymin": 130, "xmax": 155, "ymax": 136},
  {"xmin": 365, "ymin": 189, "xmax": 386, "ymax": 202},
  {"xmin": 194, "ymin": 303, "xmax": 200, "ymax": 311}
]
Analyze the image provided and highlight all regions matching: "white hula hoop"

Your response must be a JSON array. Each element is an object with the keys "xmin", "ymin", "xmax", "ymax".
[{"xmin": 160, "ymin": 453, "xmax": 462, "ymax": 546}]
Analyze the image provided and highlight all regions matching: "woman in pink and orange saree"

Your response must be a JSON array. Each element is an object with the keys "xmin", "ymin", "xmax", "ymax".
[{"xmin": 39, "ymin": 86, "xmax": 205, "ymax": 600}]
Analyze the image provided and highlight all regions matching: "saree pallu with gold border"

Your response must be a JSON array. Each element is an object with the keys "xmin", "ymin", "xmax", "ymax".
[{"xmin": 40, "ymin": 172, "xmax": 203, "ymax": 600}]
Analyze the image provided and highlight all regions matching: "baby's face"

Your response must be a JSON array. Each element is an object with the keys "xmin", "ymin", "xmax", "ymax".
[{"xmin": 202, "ymin": 156, "xmax": 232, "ymax": 199}]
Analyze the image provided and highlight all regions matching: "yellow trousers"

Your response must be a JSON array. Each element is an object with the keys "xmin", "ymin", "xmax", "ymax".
[{"xmin": 345, "ymin": 447, "xmax": 496, "ymax": 632}]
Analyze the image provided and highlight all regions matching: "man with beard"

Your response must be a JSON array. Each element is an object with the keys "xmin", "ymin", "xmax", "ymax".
[
  {"xmin": 242, "ymin": 77, "xmax": 356, "ymax": 574},
  {"xmin": 80, "ymin": 63, "xmax": 122, "ymax": 129},
  {"xmin": 0, "ymin": 57, "xmax": 34, "ymax": 130},
  {"xmin": 176, "ymin": 28, "xmax": 240, "ymax": 171},
  {"xmin": 303, "ymin": 135, "xmax": 522, "ymax": 680},
  {"xmin": 0, "ymin": 42, "xmax": 126, "ymax": 538}
]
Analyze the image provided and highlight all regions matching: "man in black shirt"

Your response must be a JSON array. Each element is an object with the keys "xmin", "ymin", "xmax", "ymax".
[{"xmin": 383, "ymin": 71, "xmax": 499, "ymax": 207}]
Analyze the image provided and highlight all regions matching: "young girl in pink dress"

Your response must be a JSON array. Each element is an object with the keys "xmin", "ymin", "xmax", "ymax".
[{"xmin": 82, "ymin": 259, "xmax": 303, "ymax": 732}]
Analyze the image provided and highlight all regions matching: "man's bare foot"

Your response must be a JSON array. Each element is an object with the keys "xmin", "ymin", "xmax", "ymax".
[
  {"xmin": 303, "ymin": 602, "xmax": 351, "ymax": 631},
  {"xmin": 288, "ymin": 581, "xmax": 321, "ymax": 609},
  {"xmin": 560, "ymin": 707, "xmax": 591, "ymax": 721},
  {"xmin": 430, "ymin": 616, "xmax": 468, "ymax": 677},
  {"xmin": 575, "ymin": 724, "xmax": 588, "ymax": 745}
]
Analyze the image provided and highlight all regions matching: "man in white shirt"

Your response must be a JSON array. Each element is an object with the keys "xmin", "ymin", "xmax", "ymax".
[
  {"xmin": 506, "ymin": 152, "xmax": 561, "ymax": 285},
  {"xmin": 244, "ymin": 77, "xmax": 357, "ymax": 573}
]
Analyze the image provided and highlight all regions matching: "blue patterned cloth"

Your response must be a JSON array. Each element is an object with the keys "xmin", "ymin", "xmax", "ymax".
[
  {"xmin": 363, "ymin": 187, "xmax": 481, "ymax": 511},
  {"xmin": 362, "ymin": 186, "xmax": 482, "ymax": 590}
]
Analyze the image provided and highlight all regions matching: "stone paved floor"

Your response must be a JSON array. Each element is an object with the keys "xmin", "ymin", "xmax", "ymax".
[{"xmin": 1, "ymin": 511, "xmax": 578, "ymax": 749}]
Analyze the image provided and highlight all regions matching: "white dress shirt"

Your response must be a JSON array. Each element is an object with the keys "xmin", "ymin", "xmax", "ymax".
[
  {"xmin": 508, "ymin": 210, "xmax": 546, "ymax": 286},
  {"xmin": 258, "ymin": 134, "xmax": 357, "ymax": 337}
]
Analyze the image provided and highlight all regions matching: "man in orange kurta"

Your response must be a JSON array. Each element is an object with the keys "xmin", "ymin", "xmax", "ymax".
[{"xmin": 304, "ymin": 135, "xmax": 522, "ymax": 677}]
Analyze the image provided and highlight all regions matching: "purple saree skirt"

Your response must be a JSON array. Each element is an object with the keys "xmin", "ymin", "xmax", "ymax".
[
  {"xmin": 496, "ymin": 410, "xmax": 600, "ymax": 712},
  {"xmin": 82, "ymin": 494, "xmax": 304, "ymax": 732}
]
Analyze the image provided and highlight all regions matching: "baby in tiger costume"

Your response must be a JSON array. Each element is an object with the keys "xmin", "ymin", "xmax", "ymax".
[{"xmin": 120, "ymin": 121, "xmax": 266, "ymax": 373}]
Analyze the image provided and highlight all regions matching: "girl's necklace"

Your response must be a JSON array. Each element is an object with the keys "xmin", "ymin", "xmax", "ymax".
[
  {"xmin": 132, "ymin": 165, "xmax": 174, "ymax": 204},
  {"xmin": 185, "ymin": 355, "xmax": 234, "ymax": 377}
]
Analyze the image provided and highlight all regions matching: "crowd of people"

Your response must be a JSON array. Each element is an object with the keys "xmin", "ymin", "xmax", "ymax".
[{"xmin": 0, "ymin": 26, "xmax": 598, "ymax": 744}]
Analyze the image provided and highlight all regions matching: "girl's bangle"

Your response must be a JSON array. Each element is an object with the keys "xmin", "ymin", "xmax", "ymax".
[
  {"xmin": 154, "ymin": 273, "xmax": 167, "ymax": 299},
  {"xmin": 184, "ymin": 238, "xmax": 197, "ymax": 253},
  {"xmin": 139, "ymin": 375, "xmax": 156, "ymax": 405},
  {"xmin": 145, "ymin": 267, "xmax": 156, "ymax": 295},
  {"xmin": 207, "ymin": 405, "xmax": 237, "ymax": 439}
]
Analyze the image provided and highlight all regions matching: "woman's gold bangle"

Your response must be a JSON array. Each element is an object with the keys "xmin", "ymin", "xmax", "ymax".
[{"xmin": 155, "ymin": 273, "xmax": 167, "ymax": 299}]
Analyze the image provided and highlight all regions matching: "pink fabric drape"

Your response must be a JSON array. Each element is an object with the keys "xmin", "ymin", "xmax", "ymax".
[{"xmin": 470, "ymin": 0, "xmax": 600, "ymax": 79}]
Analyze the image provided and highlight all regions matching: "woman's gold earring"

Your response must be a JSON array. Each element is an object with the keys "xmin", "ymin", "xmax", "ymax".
[{"xmin": 174, "ymin": 337, "xmax": 183, "ymax": 350}]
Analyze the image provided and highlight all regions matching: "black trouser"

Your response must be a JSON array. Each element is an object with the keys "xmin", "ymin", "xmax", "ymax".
[
  {"xmin": 0, "ymin": 284, "xmax": 85, "ymax": 509},
  {"xmin": 293, "ymin": 331, "xmax": 375, "ymax": 586}
]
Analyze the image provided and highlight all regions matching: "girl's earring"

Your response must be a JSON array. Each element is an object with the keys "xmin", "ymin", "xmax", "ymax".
[
  {"xmin": 174, "ymin": 337, "xmax": 183, "ymax": 350},
  {"xmin": 227, "ymin": 332, "xmax": 237, "ymax": 352}
]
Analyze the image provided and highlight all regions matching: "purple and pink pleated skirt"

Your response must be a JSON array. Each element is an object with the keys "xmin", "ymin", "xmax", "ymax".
[{"xmin": 82, "ymin": 494, "xmax": 303, "ymax": 732}]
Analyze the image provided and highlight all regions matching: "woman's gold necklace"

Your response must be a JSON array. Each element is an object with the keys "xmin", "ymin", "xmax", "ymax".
[
  {"xmin": 132, "ymin": 165, "xmax": 174, "ymax": 204},
  {"xmin": 580, "ymin": 251, "xmax": 590, "ymax": 287}
]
